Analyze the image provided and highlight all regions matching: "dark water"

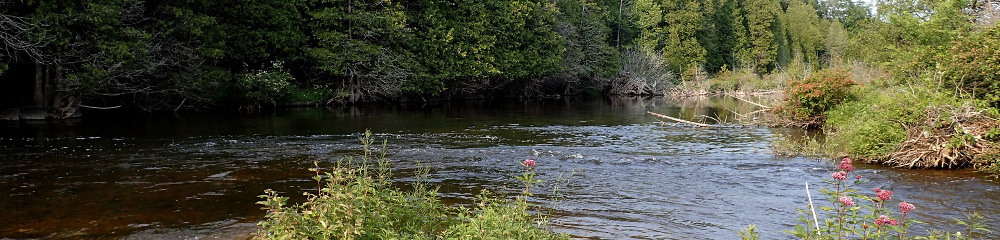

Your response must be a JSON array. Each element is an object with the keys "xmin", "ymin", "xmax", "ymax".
[{"xmin": 1, "ymin": 97, "xmax": 997, "ymax": 239}]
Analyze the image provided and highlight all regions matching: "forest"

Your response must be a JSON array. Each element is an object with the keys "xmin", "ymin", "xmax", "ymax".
[{"xmin": 0, "ymin": 0, "xmax": 997, "ymax": 116}]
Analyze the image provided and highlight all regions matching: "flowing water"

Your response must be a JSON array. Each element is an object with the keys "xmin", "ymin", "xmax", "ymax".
[{"xmin": 1, "ymin": 96, "xmax": 997, "ymax": 239}]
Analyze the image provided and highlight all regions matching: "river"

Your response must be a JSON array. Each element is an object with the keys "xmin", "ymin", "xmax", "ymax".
[{"xmin": 1, "ymin": 96, "xmax": 997, "ymax": 239}]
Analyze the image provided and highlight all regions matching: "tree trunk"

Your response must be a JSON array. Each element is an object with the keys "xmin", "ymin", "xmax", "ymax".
[
  {"xmin": 33, "ymin": 62, "xmax": 44, "ymax": 108},
  {"xmin": 563, "ymin": 81, "xmax": 572, "ymax": 96},
  {"xmin": 349, "ymin": 77, "xmax": 359, "ymax": 103}
]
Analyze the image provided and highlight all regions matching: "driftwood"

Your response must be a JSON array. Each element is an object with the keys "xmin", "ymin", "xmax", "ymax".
[
  {"xmin": 647, "ymin": 111, "xmax": 713, "ymax": 128},
  {"xmin": 727, "ymin": 94, "xmax": 772, "ymax": 109}
]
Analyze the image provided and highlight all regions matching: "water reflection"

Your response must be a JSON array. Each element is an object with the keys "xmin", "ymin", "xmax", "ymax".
[{"xmin": 0, "ymin": 96, "xmax": 996, "ymax": 239}]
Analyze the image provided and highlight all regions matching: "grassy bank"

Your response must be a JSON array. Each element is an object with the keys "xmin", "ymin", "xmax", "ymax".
[{"xmin": 768, "ymin": 25, "xmax": 1000, "ymax": 177}]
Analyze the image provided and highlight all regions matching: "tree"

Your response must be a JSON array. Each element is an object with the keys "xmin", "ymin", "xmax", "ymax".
[
  {"xmin": 596, "ymin": 0, "xmax": 641, "ymax": 47},
  {"xmin": 703, "ymin": 0, "xmax": 740, "ymax": 71},
  {"xmin": 488, "ymin": 0, "xmax": 563, "ymax": 81},
  {"xmin": 555, "ymin": 0, "xmax": 620, "ymax": 93},
  {"xmin": 634, "ymin": 0, "xmax": 665, "ymax": 51},
  {"xmin": 8, "ymin": 0, "xmax": 223, "ymax": 113},
  {"xmin": 303, "ymin": 0, "xmax": 411, "ymax": 102},
  {"xmin": 212, "ymin": 0, "xmax": 305, "ymax": 71},
  {"xmin": 406, "ymin": 0, "xmax": 501, "ymax": 95},
  {"xmin": 785, "ymin": 0, "xmax": 825, "ymax": 68},
  {"xmin": 825, "ymin": 19, "xmax": 848, "ymax": 61},
  {"xmin": 661, "ymin": 0, "xmax": 709, "ymax": 74},
  {"xmin": 736, "ymin": 0, "xmax": 782, "ymax": 73}
]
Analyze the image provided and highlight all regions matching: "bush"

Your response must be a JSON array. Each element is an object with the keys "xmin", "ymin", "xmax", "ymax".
[
  {"xmin": 775, "ymin": 68, "xmax": 856, "ymax": 127},
  {"xmin": 256, "ymin": 131, "xmax": 567, "ymax": 240},
  {"xmin": 238, "ymin": 61, "xmax": 293, "ymax": 107},
  {"xmin": 941, "ymin": 25, "xmax": 1000, "ymax": 108},
  {"xmin": 825, "ymin": 85, "xmax": 954, "ymax": 159}
]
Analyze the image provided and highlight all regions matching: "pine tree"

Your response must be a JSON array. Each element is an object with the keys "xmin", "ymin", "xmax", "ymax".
[{"xmin": 736, "ymin": 0, "xmax": 781, "ymax": 73}]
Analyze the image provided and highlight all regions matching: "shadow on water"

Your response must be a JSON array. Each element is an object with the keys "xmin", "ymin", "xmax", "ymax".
[{"xmin": 0, "ymin": 96, "xmax": 997, "ymax": 239}]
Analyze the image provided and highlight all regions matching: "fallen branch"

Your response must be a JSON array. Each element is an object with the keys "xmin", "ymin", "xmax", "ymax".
[
  {"xmin": 647, "ymin": 111, "xmax": 713, "ymax": 128},
  {"xmin": 727, "ymin": 94, "xmax": 772, "ymax": 109},
  {"xmin": 78, "ymin": 104, "xmax": 121, "ymax": 110},
  {"xmin": 173, "ymin": 97, "xmax": 186, "ymax": 112}
]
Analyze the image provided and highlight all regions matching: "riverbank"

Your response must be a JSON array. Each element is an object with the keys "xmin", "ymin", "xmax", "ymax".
[{"xmin": 663, "ymin": 57, "xmax": 1000, "ymax": 177}]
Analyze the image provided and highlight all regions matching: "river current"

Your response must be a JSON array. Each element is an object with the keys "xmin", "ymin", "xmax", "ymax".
[{"xmin": 1, "ymin": 96, "xmax": 997, "ymax": 239}]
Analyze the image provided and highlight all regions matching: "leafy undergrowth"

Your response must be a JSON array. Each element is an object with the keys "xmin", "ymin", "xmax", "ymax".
[
  {"xmin": 255, "ymin": 131, "xmax": 567, "ymax": 240},
  {"xmin": 821, "ymin": 82, "xmax": 1000, "ymax": 175}
]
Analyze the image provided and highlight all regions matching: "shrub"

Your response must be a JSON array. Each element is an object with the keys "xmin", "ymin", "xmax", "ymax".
[
  {"xmin": 824, "ymin": 82, "xmax": 999, "ymax": 168},
  {"xmin": 709, "ymin": 67, "xmax": 754, "ymax": 92},
  {"xmin": 940, "ymin": 25, "xmax": 1000, "ymax": 108},
  {"xmin": 775, "ymin": 68, "xmax": 856, "ymax": 127},
  {"xmin": 238, "ymin": 61, "xmax": 293, "ymax": 107},
  {"xmin": 825, "ymin": 85, "xmax": 939, "ymax": 159},
  {"xmin": 256, "ymin": 131, "xmax": 567, "ymax": 240}
]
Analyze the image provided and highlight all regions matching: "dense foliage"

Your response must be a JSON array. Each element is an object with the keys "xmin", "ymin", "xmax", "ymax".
[
  {"xmin": 3, "ymin": 0, "xmax": 914, "ymax": 113},
  {"xmin": 762, "ymin": 0, "xmax": 1000, "ymax": 174},
  {"xmin": 776, "ymin": 68, "xmax": 855, "ymax": 127},
  {"xmin": 940, "ymin": 25, "xmax": 1000, "ymax": 108}
]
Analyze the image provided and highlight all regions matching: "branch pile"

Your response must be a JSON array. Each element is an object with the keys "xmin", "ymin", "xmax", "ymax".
[{"xmin": 885, "ymin": 104, "xmax": 1000, "ymax": 169}]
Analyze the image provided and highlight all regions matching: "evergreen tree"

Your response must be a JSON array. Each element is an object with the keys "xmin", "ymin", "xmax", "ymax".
[
  {"xmin": 303, "ymin": 0, "xmax": 411, "ymax": 102},
  {"xmin": 736, "ymin": 0, "xmax": 782, "ymax": 73},
  {"xmin": 634, "ymin": 0, "xmax": 664, "ymax": 51},
  {"xmin": 703, "ymin": 0, "xmax": 740, "ymax": 71},
  {"xmin": 785, "ymin": 0, "xmax": 824, "ymax": 68},
  {"xmin": 661, "ymin": 0, "xmax": 708, "ymax": 74},
  {"xmin": 825, "ymin": 19, "xmax": 848, "ymax": 61},
  {"xmin": 555, "ymin": 0, "xmax": 619, "ymax": 84}
]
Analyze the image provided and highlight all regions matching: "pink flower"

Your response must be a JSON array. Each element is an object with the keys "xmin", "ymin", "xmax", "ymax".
[
  {"xmin": 838, "ymin": 157, "xmax": 855, "ymax": 172},
  {"xmin": 899, "ymin": 202, "xmax": 915, "ymax": 214},
  {"xmin": 832, "ymin": 171, "xmax": 847, "ymax": 181},
  {"xmin": 889, "ymin": 219, "xmax": 899, "ymax": 226},
  {"xmin": 522, "ymin": 159, "xmax": 536, "ymax": 168},
  {"xmin": 875, "ymin": 215, "xmax": 892, "ymax": 226},
  {"xmin": 855, "ymin": 175, "xmax": 863, "ymax": 180},
  {"xmin": 839, "ymin": 196, "xmax": 855, "ymax": 206},
  {"xmin": 876, "ymin": 189, "xmax": 893, "ymax": 201}
]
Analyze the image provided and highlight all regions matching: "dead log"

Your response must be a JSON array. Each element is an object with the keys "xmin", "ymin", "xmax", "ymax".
[{"xmin": 647, "ymin": 111, "xmax": 713, "ymax": 128}]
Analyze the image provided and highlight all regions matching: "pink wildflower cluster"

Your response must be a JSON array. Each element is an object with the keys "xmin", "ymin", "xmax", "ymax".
[
  {"xmin": 838, "ymin": 157, "xmax": 855, "ymax": 172},
  {"xmin": 899, "ymin": 202, "xmax": 915, "ymax": 214},
  {"xmin": 831, "ymin": 157, "xmax": 860, "ymax": 182},
  {"xmin": 874, "ymin": 188, "xmax": 893, "ymax": 202},
  {"xmin": 838, "ymin": 196, "xmax": 855, "ymax": 206},
  {"xmin": 522, "ymin": 159, "xmax": 536, "ymax": 169},
  {"xmin": 875, "ymin": 215, "xmax": 899, "ymax": 226},
  {"xmin": 832, "ymin": 171, "xmax": 848, "ymax": 181}
]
